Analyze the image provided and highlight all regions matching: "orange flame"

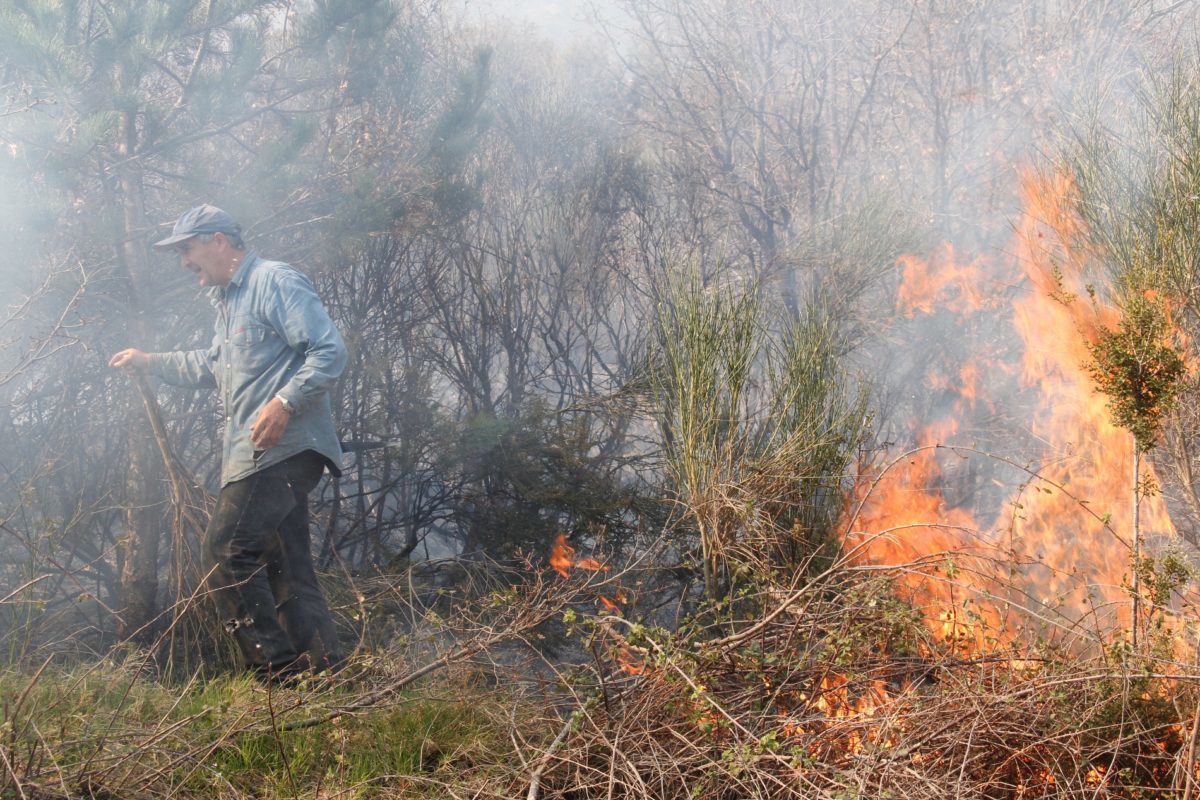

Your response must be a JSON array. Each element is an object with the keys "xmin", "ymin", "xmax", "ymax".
[
  {"xmin": 550, "ymin": 533, "xmax": 610, "ymax": 578},
  {"xmin": 850, "ymin": 165, "xmax": 1183, "ymax": 648},
  {"xmin": 1007, "ymin": 167, "xmax": 1174, "ymax": 633},
  {"xmin": 896, "ymin": 244, "xmax": 993, "ymax": 319},
  {"xmin": 550, "ymin": 534, "xmax": 635, "ymax": 677},
  {"xmin": 789, "ymin": 675, "xmax": 899, "ymax": 756},
  {"xmin": 549, "ymin": 534, "xmax": 574, "ymax": 578},
  {"xmin": 616, "ymin": 646, "xmax": 646, "ymax": 675}
]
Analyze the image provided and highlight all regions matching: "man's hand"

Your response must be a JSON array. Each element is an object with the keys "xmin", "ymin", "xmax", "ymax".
[
  {"xmin": 251, "ymin": 396, "xmax": 292, "ymax": 450},
  {"xmin": 108, "ymin": 348, "xmax": 149, "ymax": 370}
]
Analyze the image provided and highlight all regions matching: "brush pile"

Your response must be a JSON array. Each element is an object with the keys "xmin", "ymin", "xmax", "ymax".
[
  {"xmin": 5, "ymin": 555, "xmax": 1200, "ymax": 799},
  {"xmin": 526, "ymin": 566, "xmax": 1200, "ymax": 800}
]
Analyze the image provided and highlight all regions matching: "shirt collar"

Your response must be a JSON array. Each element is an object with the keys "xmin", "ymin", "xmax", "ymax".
[
  {"xmin": 214, "ymin": 251, "xmax": 260, "ymax": 304},
  {"xmin": 228, "ymin": 250, "xmax": 259, "ymax": 289}
]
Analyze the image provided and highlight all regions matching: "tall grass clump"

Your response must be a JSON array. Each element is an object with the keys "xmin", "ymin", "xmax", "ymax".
[{"xmin": 649, "ymin": 268, "xmax": 870, "ymax": 600}]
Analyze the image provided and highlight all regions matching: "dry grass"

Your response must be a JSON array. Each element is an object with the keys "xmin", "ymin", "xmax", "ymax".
[
  {"xmin": 522, "ymin": 565, "xmax": 1200, "ymax": 800},
  {"xmin": 5, "ymin": 545, "xmax": 1200, "ymax": 799}
]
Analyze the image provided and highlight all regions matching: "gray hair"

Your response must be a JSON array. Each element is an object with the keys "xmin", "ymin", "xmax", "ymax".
[{"xmin": 196, "ymin": 230, "xmax": 246, "ymax": 250}]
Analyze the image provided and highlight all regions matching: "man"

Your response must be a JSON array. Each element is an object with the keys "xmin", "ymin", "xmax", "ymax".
[{"xmin": 110, "ymin": 204, "xmax": 347, "ymax": 680}]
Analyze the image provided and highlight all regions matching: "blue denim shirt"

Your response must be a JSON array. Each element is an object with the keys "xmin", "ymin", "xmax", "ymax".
[{"xmin": 148, "ymin": 252, "xmax": 346, "ymax": 486}]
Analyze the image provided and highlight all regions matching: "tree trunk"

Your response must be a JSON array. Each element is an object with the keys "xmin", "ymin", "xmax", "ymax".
[
  {"xmin": 118, "ymin": 429, "xmax": 163, "ymax": 641},
  {"xmin": 114, "ymin": 109, "xmax": 165, "ymax": 642}
]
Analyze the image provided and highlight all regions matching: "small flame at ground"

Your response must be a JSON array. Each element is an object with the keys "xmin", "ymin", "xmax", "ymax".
[
  {"xmin": 548, "ymin": 534, "xmax": 642, "ymax": 673},
  {"xmin": 550, "ymin": 533, "xmax": 609, "ymax": 578}
]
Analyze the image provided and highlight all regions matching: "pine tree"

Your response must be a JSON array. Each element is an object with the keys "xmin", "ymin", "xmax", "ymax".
[{"xmin": 0, "ymin": 0, "xmax": 396, "ymax": 643}]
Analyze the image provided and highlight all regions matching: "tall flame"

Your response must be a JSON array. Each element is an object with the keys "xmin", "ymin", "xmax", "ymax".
[{"xmin": 849, "ymin": 167, "xmax": 1180, "ymax": 648}]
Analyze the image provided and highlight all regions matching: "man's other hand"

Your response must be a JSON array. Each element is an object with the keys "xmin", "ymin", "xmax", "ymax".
[
  {"xmin": 108, "ymin": 348, "xmax": 149, "ymax": 370},
  {"xmin": 251, "ymin": 396, "xmax": 291, "ymax": 450}
]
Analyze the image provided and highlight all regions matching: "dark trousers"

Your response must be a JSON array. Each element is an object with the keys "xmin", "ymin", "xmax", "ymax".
[{"xmin": 204, "ymin": 450, "xmax": 343, "ymax": 672}]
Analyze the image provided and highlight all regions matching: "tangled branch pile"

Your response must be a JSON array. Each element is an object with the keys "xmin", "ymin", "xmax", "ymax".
[
  {"xmin": 5, "ymin": 549, "xmax": 1200, "ymax": 799},
  {"xmin": 529, "ymin": 566, "xmax": 1200, "ymax": 800}
]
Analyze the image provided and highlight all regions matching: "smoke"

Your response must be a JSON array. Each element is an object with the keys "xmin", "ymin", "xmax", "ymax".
[{"xmin": 2, "ymin": 0, "xmax": 1200, "ymax": 652}]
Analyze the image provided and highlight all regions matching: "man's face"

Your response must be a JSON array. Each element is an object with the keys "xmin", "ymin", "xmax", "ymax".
[{"xmin": 175, "ymin": 235, "xmax": 231, "ymax": 288}]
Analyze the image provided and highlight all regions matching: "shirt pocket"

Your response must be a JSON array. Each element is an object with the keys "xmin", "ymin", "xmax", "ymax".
[{"xmin": 229, "ymin": 317, "xmax": 276, "ymax": 373}]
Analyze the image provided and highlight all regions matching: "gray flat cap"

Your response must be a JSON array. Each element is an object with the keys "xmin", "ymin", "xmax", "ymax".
[{"xmin": 153, "ymin": 204, "xmax": 241, "ymax": 249}]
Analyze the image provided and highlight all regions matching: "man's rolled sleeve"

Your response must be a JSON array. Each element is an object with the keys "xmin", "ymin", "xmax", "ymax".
[
  {"xmin": 267, "ymin": 271, "xmax": 346, "ymax": 414},
  {"xmin": 148, "ymin": 346, "xmax": 218, "ymax": 389}
]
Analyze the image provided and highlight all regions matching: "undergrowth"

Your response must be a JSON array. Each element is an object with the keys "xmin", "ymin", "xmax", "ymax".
[
  {"xmin": 5, "ymin": 561, "xmax": 1200, "ymax": 799},
  {"xmin": 526, "ymin": 567, "xmax": 1200, "ymax": 800}
]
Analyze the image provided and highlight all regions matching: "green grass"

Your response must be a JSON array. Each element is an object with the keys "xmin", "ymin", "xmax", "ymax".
[
  {"xmin": 203, "ymin": 693, "xmax": 498, "ymax": 796},
  {"xmin": 0, "ymin": 662, "xmax": 520, "ymax": 799}
]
